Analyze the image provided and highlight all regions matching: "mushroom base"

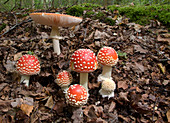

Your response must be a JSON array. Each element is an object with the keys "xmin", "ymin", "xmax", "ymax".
[
  {"xmin": 99, "ymin": 89, "xmax": 115, "ymax": 99},
  {"xmin": 20, "ymin": 75, "xmax": 30, "ymax": 87}
]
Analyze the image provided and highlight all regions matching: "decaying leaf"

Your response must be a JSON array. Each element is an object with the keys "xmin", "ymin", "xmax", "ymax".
[
  {"xmin": 134, "ymin": 62, "xmax": 145, "ymax": 72},
  {"xmin": 117, "ymin": 81, "xmax": 128, "ymax": 90},
  {"xmin": 119, "ymin": 92, "xmax": 129, "ymax": 102},
  {"xmin": 134, "ymin": 45, "xmax": 148, "ymax": 53},
  {"xmin": 108, "ymin": 101, "xmax": 116, "ymax": 113},
  {"xmin": 84, "ymin": 105, "xmax": 104, "ymax": 122},
  {"xmin": 71, "ymin": 107, "xmax": 84, "ymax": 123},
  {"xmin": 45, "ymin": 96, "xmax": 54, "ymax": 109},
  {"xmin": 157, "ymin": 35, "xmax": 170, "ymax": 44},
  {"xmin": 20, "ymin": 103, "xmax": 34, "ymax": 116},
  {"xmin": 166, "ymin": 110, "xmax": 170, "ymax": 123}
]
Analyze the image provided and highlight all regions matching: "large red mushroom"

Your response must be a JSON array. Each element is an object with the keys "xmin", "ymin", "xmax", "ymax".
[
  {"xmin": 97, "ymin": 46, "xmax": 118, "ymax": 81},
  {"xmin": 16, "ymin": 54, "xmax": 40, "ymax": 86},
  {"xmin": 70, "ymin": 49, "xmax": 98, "ymax": 92}
]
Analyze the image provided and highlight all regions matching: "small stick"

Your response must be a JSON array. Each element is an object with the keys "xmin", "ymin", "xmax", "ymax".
[{"xmin": 0, "ymin": 18, "xmax": 32, "ymax": 37}]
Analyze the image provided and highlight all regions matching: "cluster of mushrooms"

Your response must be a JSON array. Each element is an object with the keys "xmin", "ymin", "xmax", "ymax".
[{"xmin": 16, "ymin": 13, "xmax": 118, "ymax": 108}]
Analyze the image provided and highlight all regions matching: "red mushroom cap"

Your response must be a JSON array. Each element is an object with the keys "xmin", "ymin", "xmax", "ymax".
[
  {"xmin": 66, "ymin": 84, "xmax": 88, "ymax": 107},
  {"xmin": 70, "ymin": 49, "xmax": 98, "ymax": 73},
  {"xmin": 55, "ymin": 70, "xmax": 72, "ymax": 87},
  {"xmin": 16, "ymin": 54, "xmax": 40, "ymax": 75},
  {"xmin": 97, "ymin": 47, "xmax": 118, "ymax": 66}
]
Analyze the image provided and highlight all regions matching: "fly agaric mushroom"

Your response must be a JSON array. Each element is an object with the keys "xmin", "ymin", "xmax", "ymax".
[
  {"xmin": 99, "ymin": 78, "xmax": 116, "ymax": 99},
  {"xmin": 16, "ymin": 54, "xmax": 40, "ymax": 86},
  {"xmin": 65, "ymin": 84, "xmax": 88, "ymax": 107},
  {"xmin": 97, "ymin": 46, "xmax": 118, "ymax": 81},
  {"xmin": 55, "ymin": 70, "xmax": 73, "ymax": 93},
  {"xmin": 70, "ymin": 49, "xmax": 98, "ymax": 92},
  {"xmin": 30, "ymin": 13, "xmax": 82, "ymax": 55}
]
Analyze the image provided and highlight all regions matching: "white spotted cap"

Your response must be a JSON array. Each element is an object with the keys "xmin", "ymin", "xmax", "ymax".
[
  {"xmin": 16, "ymin": 54, "xmax": 40, "ymax": 75},
  {"xmin": 70, "ymin": 49, "xmax": 98, "ymax": 73},
  {"xmin": 97, "ymin": 47, "xmax": 118, "ymax": 66},
  {"xmin": 65, "ymin": 84, "xmax": 88, "ymax": 107},
  {"xmin": 55, "ymin": 70, "xmax": 72, "ymax": 87}
]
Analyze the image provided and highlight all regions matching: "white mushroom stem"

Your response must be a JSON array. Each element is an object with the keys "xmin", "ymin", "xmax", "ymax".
[
  {"xmin": 80, "ymin": 73, "xmax": 88, "ymax": 92},
  {"xmin": 61, "ymin": 86, "xmax": 69, "ymax": 93},
  {"xmin": 20, "ymin": 75, "xmax": 30, "ymax": 87},
  {"xmin": 102, "ymin": 65, "xmax": 112, "ymax": 79},
  {"xmin": 50, "ymin": 26, "xmax": 62, "ymax": 55}
]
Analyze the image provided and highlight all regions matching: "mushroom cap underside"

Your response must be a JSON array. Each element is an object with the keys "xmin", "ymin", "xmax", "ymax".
[{"xmin": 30, "ymin": 13, "xmax": 82, "ymax": 27}]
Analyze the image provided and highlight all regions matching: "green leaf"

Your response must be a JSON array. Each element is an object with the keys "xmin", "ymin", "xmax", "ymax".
[{"xmin": 117, "ymin": 50, "xmax": 127, "ymax": 59}]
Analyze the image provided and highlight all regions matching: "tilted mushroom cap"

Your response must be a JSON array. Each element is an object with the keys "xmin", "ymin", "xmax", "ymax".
[
  {"xmin": 55, "ymin": 70, "xmax": 73, "ymax": 87},
  {"xmin": 16, "ymin": 54, "xmax": 40, "ymax": 75},
  {"xmin": 70, "ymin": 49, "xmax": 98, "ymax": 73},
  {"xmin": 30, "ymin": 13, "xmax": 82, "ymax": 27},
  {"xmin": 97, "ymin": 47, "xmax": 118, "ymax": 66}
]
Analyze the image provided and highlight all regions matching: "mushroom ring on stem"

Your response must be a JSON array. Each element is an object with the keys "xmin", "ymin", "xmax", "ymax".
[
  {"xmin": 55, "ymin": 70, "xmax": 73, "ymax": 93},
  {"xmin": 97, "ymin": 46, "xmax": 118, "ymax": 81},
  {"xmin": 99, "ymin": 78, "xmax": 116, "ymax": 99},
  {"xmin": 65, "ymin": 84, "xmax": 88, "ymax": 107},
  {"xmin": 70, "ymin": 49, "xmax": 98, "ymax": 92},
  {"xmin": 16, "ymin": 54, "xmax": 40, "ymax": 86},
  {"xmin": 30, "ymin": 13, "xmax": 82, "ymax": 55}
]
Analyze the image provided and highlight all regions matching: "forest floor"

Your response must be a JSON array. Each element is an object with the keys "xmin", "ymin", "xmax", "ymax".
[{"xmin": 0, "ymin": 7, "xmax": 169, "ymax": 123}]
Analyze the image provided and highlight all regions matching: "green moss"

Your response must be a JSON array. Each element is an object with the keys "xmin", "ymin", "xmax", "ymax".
[
  {"xmin": 82, "ymin": 3, "xmax": 102, "ymax": 8},
  {"xmin": 95, "ymin": 11, "xmax": 105, "ymax": 19},
  {"xmin": 66, "ymin": 4, "xmax": 170, "ymax": 26},
  {"xmin": 108, "ymin": 4, "xmax": 170, "ymax": 26},
  {"xmin": 66, "ymin": 5, "xmax": 84, "ymax": 17},
  {"xmin": 85, "ymin": 11, "xmax": 95, "ymax": 17},
  {"xmin": 107, "ymin": 5, "xmax": 119, "ymax": 13},
  {"xmin": 104, "ymin": 18, "xmax": 115, "ymax": 26},
  {"xmin": 66, "ymin": 3, "xmax": 102, "ymax": 17}
]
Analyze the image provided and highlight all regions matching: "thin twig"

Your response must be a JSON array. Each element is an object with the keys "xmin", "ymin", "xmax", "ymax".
[
  {"xmin": 50, "ymin": 101, "xmax": 56, "ymax": 112},
  {"xmin": 152, "ymin": 97, "xmax": 159, "ymax": 122},
  {"xmin": 0, "ymin": 18, "xmax": 32, "ymax": 38}
]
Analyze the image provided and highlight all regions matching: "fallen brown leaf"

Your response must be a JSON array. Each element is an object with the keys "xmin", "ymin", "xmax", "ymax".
[
  {"xmin": 134, "ymin": 45, "xmax": 148, "ymax": 54},
  {"xmin": 20, "ymin": 103, "xmax": 34, "ymax": 116},
  {"xmin": 45, "ymin": 96, "xmax": 54, "ymax": 109},
  {"xmin": 117, "ymin": 81, "xmax": 128, "ymax": 90},
  {"xmin": 108, "ymin": 101, "xmax": 116, "ymax": 113},
  {"xmin": 166, "ymin": 110, "xmax": 170, "ymax": 122}
]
